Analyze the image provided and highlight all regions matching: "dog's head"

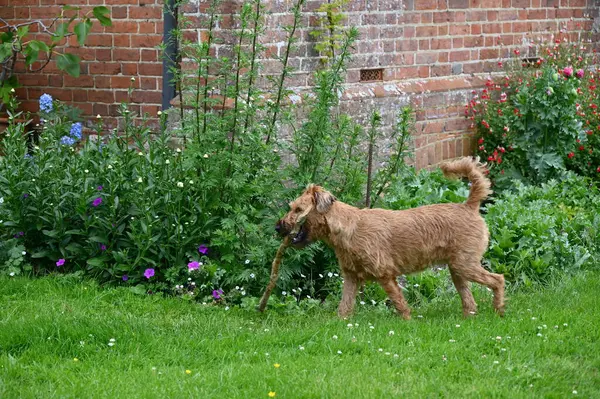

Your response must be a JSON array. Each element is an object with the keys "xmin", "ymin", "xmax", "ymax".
[{"xmin": 275, "ymin": 184, "xmax": 336, "ymax": 247}]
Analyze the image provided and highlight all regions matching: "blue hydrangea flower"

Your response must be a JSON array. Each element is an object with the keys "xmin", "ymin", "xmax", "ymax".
[
  {"xmin": 60, "ymin": 136, "xmax": 76, "ymax": 146},
  {"xmin": 39, "ymin": 94, "xmax": 53, "ymax": 113},
  {"xmin": 70, "ymin": 122, "xmax": 82, "ymax": 140}
]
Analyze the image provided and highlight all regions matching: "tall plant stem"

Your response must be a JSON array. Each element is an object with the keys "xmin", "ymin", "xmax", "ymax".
[
  {"xmin": 200, "ymin": 1, "xmax": 218, "ymax": 138},
  {"xmin": 265, "ymin": 0, "xmax": 304, "ymax": 145},
  {"xmin": 243, "ymin": 0, "xmax": 262, "ymax": 135}
]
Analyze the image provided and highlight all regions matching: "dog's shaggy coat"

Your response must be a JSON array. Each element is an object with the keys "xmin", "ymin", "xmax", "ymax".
[{"xmin": 277, "ymin": 157, "xmax": 505, "ymax": 319}]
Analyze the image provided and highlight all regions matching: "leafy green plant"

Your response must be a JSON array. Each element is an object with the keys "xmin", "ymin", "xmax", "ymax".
[
  {"xmin": 484, "ymin": 174, "xmax": 600, "ymax": 287},
  {"xmin": 466, "ymin": 35, "xmax": 597, "ymax": 188},
  {"xmin": 0, "ymin": 5, "xmax": 112, "ymax": 108}
]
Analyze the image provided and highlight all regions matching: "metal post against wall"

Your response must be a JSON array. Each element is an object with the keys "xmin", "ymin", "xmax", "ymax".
[{"xmin": 162, "ymin": 0, "xmax": 178, "ymax": 110}]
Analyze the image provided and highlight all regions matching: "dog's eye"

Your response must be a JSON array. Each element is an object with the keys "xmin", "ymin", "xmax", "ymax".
[{"xmin": 295, "ymin": 208, "xmax": 303, "ymax": 213}]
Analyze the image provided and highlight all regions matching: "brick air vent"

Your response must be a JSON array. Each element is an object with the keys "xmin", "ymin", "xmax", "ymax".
[{"xmin": 360, "ymin": 68, "xmax": 384, "ymax": 82}]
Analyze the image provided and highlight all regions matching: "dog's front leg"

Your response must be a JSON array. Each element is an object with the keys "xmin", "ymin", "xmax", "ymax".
[{"xmin": 337, "ymin": 273, "xmax": 360, "ymax": 318}]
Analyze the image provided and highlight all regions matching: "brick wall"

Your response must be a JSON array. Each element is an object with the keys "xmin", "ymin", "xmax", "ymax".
[
  {"xmin": 4, "ymin": 0, "xmax": 600, "ymax": 167},
  {"xmin": 2, "ymin": 0, "xmax": 164, "ymax": 129}
]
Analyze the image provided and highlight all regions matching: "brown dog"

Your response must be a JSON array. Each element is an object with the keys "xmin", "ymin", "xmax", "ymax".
[{"xmin": 276, "ymin": 157, "xmax": 505, "ymax": 319}]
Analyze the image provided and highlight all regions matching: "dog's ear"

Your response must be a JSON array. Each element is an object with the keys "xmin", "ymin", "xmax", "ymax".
[{"xmin": 314, "ymin": 189, "xmax": 336, "ymax": 213}]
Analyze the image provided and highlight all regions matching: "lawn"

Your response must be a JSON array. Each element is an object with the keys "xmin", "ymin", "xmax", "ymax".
[{"xmin": 0, "ymin": 274, "xmax": 599, "ymax": 398}]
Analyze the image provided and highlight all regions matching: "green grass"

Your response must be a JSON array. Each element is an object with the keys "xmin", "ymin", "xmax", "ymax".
[{"xmin": 1, "ymin": 274, "xmax": 599, "ymax": 398}]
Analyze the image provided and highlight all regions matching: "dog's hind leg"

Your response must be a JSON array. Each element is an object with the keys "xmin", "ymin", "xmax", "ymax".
[
  {"xmin": 455, "ymin": 259, "xmax": 505, "ymax": 316},
  {"xmin": 449, "ymin": 267, "xmax": 478, "ymax": 317},
  {"xmin": 379, "ymin": 278, "xmax": 411, "ymax": 320},
  {"xmin": 338, "ymin": 273, "xmax": 360, "ymax": 318}
]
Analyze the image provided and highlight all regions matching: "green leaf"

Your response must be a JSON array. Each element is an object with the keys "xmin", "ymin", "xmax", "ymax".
[
  {"xmin": 86, "ymin": 257, "xmax": 106, "ymax": 267},
  {"xmin": 16, "ymin": 25, "xmax": 30, "ymax": 38},
  {"xmin": 56, "ymin": 53, "xmax": 81, "ymax": 77},
  {"xmin": 42, "ymin": 230, "xmax": 59, "ymax": 238},
  {"xmin": 93, "ymin": 6, "xmax": 112, "ymax": 27},
  {"xmin": 0, "ymin": 42, "xmax": 12, "ymax": 63},
  {"xmin": 74, "ymin": 19, "xmax": 93, "ymax": 46},
  {"xmin": 53, "ymin": 23, "xmax": 69, "ymax": 43}
]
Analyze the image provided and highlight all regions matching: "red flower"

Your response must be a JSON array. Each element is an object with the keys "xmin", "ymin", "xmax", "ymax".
[
  {"xmin": 514, "ymin": 49, "xmax": 520, "ymax": 56},
  {"xmin": 579, "ymin": 145, "xmax": 585, "ymax": 151},
  {"xmin": 568, "ymin": 152, "xmax": 575, "ymax": 159},
  {"xmin": 597, "ymin": 166, "xmax": 600, "ymax": 173},
  {"xmin": 478, "ymin": 137, "xmax": 484, "ymax": 145}
]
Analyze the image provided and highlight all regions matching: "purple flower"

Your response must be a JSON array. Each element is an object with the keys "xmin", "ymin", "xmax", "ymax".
[
  {"xmin": 60, "ymin": 136, "xmax": 76, "ymax": 146},
  {"xmin": 144, "ymin": 268, "xmax": 155, "ymax": 279},
  {"xmin": 23, "ymin": 193, "xmax": 29, "ymax": 198},
  {"xmin": 212, "ymin": 289, "xmax": 223, "ymax": 300},
  {"xmin": 39, "ymin": 93, "xmax": 53, "ymax": 113},
  {"xmin": 56, "ymin": 258, "xmax": 65, "ymax": 267},
  {"xmin": 70, "ymin": 122, "xmax": 83, "ymax": 140},
  {"xmin": 576, "ymin": 68, "xmax": 584, "ymax": 79},
  {"xmin": 198, "ymin": 245, "xmax": 209, "ymax": 255},
  {"xmin": 100, "ymin": 244, "xmax": 107, "ymax": 251},
  {"xmin": 97, "ymin": 185, "xmax": 103, "ymax": 191},
  {"xmin": 92, "ymin": 197, "xmax": 102, "ymax": 207},
  {"xmin": 188, "ymin": 261, "xmax": 200, "ymax": 271},
  {"xmin": 122, "ymin": 275, "xmax": 129, "ymax": 281},
  {"xmin": 14, "ymin": 231, "xmax": 24, "ymax": 238}
]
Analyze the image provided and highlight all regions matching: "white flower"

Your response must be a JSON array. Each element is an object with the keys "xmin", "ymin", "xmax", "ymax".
[
  {"xmin": 10, "ymin": 88, "xmax": 15, "ymax": 93},
  {"xmin": 369, "ymin": 325, "xmax": 375, "ymax": 330},
  {"xmin": 108, "ymin": 165, "xmax": 113, "ymax": 169},
  {"xmin": 327, "ymin": 272, "xmax": 333, "ymax": 277},
  {"xmin": 371, "ymin": 300, "xmax": 377, "ymax": 306},
  {"xmin": 360, "ymin": 301, "xmax": 366, "ymax": 305},
  {"xmin": 496, "ymin": 336, "xmax": 502, "ymax": 340},
  {"xmin": 176, "ymin": 148, "xmax": 181, "ymax": 153},
  {"xmin": 225, "ymin": 306, "xmax": 229, "ymax": 310},
  {"xmin": 332, "ymin": 335, "xmax": 338, "ymax": 340},
  {"xmin": 130, "ymin": 77, "xmax": 136, "ymax": 82},
  {"xmin": 455, "ymin": 324, "xmax": 460, "ymax": 328},
  {"xmin": 537, "ymin": 333, "xmax": 543, "ymax": 337},
  {"xmin": 414, "ymin": 283, "xmax": 420, "ymax": 287},
  {"xmin": 241, "ymin": 291, "xmax": 245, "ymax": 296},
  {"xmin": 137, "ymin": 177, "xmax": 143, "ymax": 183},
  {"xmin": 388, "ymin": 330, "xmax": 394, "ymax": 336},
  {"xmin": 9, "ymin": 272, "xmax": 15, "ymax": 277},
  {"xmin": 347, "ymin": 323, "xmax": 353, "ymax": 328},
  {"xmin": 96, "ymin": 114, "xmax": 102, "ymax": 119},
  {"xmin": 563, "ymin": 323, "xmax": 568, "ymax": 327},
  {"xmin": 378, "ymin": 348, "xmax": 383, "ymax": 352},
  {"xmin": 299, "ymin": 346, "xmax": 305, "ymax": 350},
  {"xmin": 531, "ymin": 317, "xmax": 537, "ymax": 320},
  {"xmin": 189, "ymin": 180, "xmax": 194, "ymax": 185},
  {"xmin": 165, "ymin": 160, "xmax": 170, "ymax": 164},
  {"xmin": 337, "ymin": 350, "xmax": 342, "ymax": 354},
  {"xmin": 281, "ymin": 291, "xmax": 287, "ymax": 296},
  {"xmin": 300, "ymin": 273, "xmax": 305, "ymax": 278},
  {"xmin": 250, "ymin": 273, "xmax": 255, "ymax": 278},
  {"xmin": 449, "ymin": 339, "xmax": 456, "ymax": 343},
  {"xmin": 21, "ymin": 251, "xmax": 26, "ymax": 255},
  {"xmin": 393, "ymin": 354, "xmax": 399, "ymax": 358},
  {"xmin": 573, "ymin": 390, "xmax": 578, "ymax": 395},
  {"xmin": 245, "ymin": 259, "xmax": 250, "ymax": 264},
  {"xmin": 109, "ymin": 338, "xmax": 116, "ymax": 342},
  {"xmin": 108, "ymin": 342, "xmax": 115, "ymax": 346},
  {"xmin": 319, "ymin": 274, "xmax": 323, "ymax": 278},
  {"xmin": 203, "ymin": 154, "xmax": 209, "ymax": 158},
  {"xmin": 177, "ymin": 182, "xmax": 184, "ymax": 188},
  {"xmin": 138, "ymin": 152, "xmax": 143, "ymax": 156},
  {"xmin": 157, "ymin": 111, "xmax": 162, "ymax": 116},
  {"xmin": 493, "ymin": 360, "xmax": 499, "ymax": 364}
]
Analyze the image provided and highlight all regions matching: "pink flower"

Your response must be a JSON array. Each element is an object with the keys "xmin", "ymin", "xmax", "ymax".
[
  {"xmin": 144, "ymin": 268, "xmax": 155, "ymax": 279},
  {"xmin": 56, "ymin": 258, "xmax": 65, "ymax": 267},
  {"xmin": 188, "ymin": 261, "xmax": 200, "ymax": 271},
  {"xmin": 563, "ymin": 66, "xmax": 573, "ymax": 77},
  {"xmin": 576, "ymin": 69, "xmax": 584, "ymax": 79}
]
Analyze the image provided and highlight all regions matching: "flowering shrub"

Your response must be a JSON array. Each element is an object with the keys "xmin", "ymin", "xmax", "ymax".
[{"xmin": 466, "ymin": 35, "xmax": 599, "ymax": 187}]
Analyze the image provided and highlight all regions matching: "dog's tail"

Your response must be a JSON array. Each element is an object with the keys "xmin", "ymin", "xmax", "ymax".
[{"xmin": 440, "ymin": 157, "xmax": 492, "ymax": 210}]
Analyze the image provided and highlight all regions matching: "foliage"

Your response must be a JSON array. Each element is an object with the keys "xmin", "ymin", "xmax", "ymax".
[
  {"xmin": 0, "ymin": 5, "xmax": 112, "ymax": 108},
  {"xmin": 484, "ymin": 174, "xmax": 600, "ymax": 288},
  {"xmin": 465, "ymin": 35, "xmax": 598, "ymax": 189}
]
